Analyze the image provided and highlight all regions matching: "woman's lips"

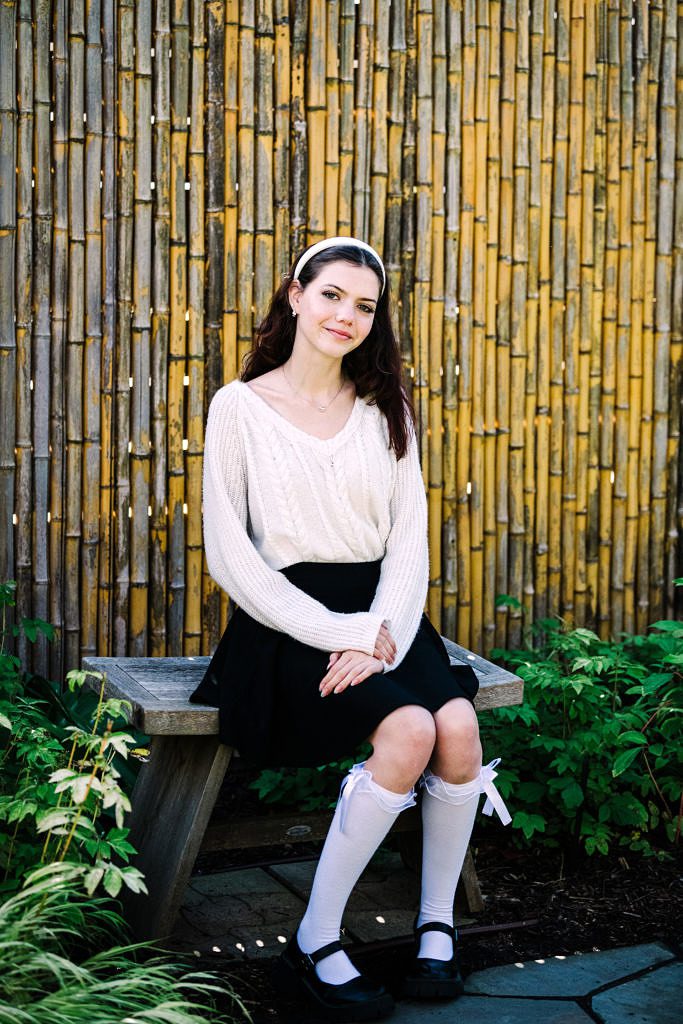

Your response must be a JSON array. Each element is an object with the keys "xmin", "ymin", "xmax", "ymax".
[{"xmin": 326, "ymin": 327, "xmax": 352, "ymax": 340}]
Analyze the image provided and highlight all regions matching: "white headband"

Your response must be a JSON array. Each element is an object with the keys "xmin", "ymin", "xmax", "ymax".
[{"xmin": 293, "ymin": 236, "xmax": 386, "ymax": 294}]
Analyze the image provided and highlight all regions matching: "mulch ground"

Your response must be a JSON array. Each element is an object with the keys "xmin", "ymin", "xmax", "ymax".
[{"xmin": 199, "ymin": 839, "xmax": 683, "ymax": 1022}]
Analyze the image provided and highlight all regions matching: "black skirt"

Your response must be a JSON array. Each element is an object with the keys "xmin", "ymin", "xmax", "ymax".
[{"xmin": 189, "ymin": 560, "xmax": 479, "ymax": 767}]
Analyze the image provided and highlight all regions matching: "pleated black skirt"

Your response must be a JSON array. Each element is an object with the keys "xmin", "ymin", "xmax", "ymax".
[{"xmin": 190, "ymin": 560, "xmax": 479, "ymax": 767}]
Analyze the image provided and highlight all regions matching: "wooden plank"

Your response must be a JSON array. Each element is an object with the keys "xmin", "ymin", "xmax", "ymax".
[
  {"xmin": 120, "ymin": 733, "xmax": 232, "ymax": 939},
  {"xmin": 84, "ymin": 642, "xmax": 523, "ymax": 735}
]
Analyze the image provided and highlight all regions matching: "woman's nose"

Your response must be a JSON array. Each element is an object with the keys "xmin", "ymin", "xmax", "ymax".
[{"xmin": 336, "ymin": 304, "xmax": 353, "ymax": 324}]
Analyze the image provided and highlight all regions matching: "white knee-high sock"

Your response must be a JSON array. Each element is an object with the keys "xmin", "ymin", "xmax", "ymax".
[
  {"xmin": 297, "ymin": 763, "xmax": 416, "ymax": 985},
  {"xmin": 417, "ymin": 760, "xmax": 511, "ymax": 961}
]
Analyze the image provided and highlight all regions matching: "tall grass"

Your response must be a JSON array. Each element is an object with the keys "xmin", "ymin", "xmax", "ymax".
[{"xmin": 0, "ymin": 863, "xmax": 248, "ymax": 1024}]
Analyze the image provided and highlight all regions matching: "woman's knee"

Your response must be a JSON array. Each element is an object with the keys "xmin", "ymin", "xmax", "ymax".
[
  {"xmin": 432, "ymin": 699, "xmax": 482, "ymax": 779},
  {"xmin": 370, "ymin": 704, "xmax": 436, "ymax": 766}
]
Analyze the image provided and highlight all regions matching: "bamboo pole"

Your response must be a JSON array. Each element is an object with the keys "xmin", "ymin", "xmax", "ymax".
[
  {"xmin": 32, "ymin": 0, "xmax": 52, "ymax": 676},
  {"xmin": 427, "ymin": 0, "xmax": 445, "ymax": 625},
  {"xmin": 457, "ymin": 0, "xmax": 475, "ymax": 648},
  {"xmin": 583, "ymin": 0, "xmax": 601, "ymax": 631},
  {"xmin": 442, "ymin": 0, "xmax": 461, "ymax": 638},
  {"xmin": 386, "ymin": 0, "xmax": 407, "ymax": 301},
  {"xmin": 670, "ymin": 3, "xmax": 683, "ymax": 617},
  {"xmin": 534, "ymin": 0, "xmax": 556, "ymax": 627},
  {"xmin": 629, "ymin": 0, "xmax": 649, "ymax": 634},
  {"xmin": 468, "ymin": 1, "xmax": 490, "ymax": 651},
  {"xmin": 508, "ymin": 0, "xmax": 530, "ymax": 650},
  {"xmin": 590, "ymin": 0, "xmax": 608, "ymax": 635},
  {"xmin": 634, "ymin": 0, "xmax": 657, "ymax": 634},
  {"xmin": 369, "ymin": 0, "xmax": 390, "ymax": 251},
  {"xmin": 185, "ymin": 0, "xmax": 206, "ymax": 655},
  {"xmin": 337, "ymin": 0, "xmax": 356, "ymax": 237},
  {"xmin": 324, "ymin": 0, "xmax": 340, "ymax": 238},
  {"xmin": 202, "ymin": 0, "xmax": 225, "ymax": 655},
  {"xmin": 81, "ymin": 0, "xmax": 104, "ymax": 660},
  {"xmin": 598, "ymin": 0, "xmax": 620, "ymax": 636},
  {"xmin": 613, "ymin": 1, "xmax": 634, "ymax": 635},
  {"xmin": 562, "ymin": 0, "xmax": 584, "ymax": 629},
  {"xmin": 307, "ymin": 0, "xmax": 326, "ymax": 241},
  {"xmin": 273, "ymin": 0, "xmax": 290, "ymax": 279},
  {"xmin": 65, "ymin": 0, "xmax": 86, "ymax": 670},
  {"xmin": 524, "ymin": 0, "xmax": 543, "ymax": 641},
  {"xmin": 483, "ymin": 0, "xmax": 501, "ymax": 653},
  {"xmin": 548, "ymin": 0, "xmax": 568, "ymax": 629},
  {"xmin": 99, "ymin": 0, "xmax": 117, "ymax": 659},
  {"xmin": 236, "ymin": 1, "xmax": 255, "ymax": 370},
  {"xmin": 218, "ymin": 0, "xmax": 239, "ymax": 635},
  {"xmin": 254, "ymin": 0, "xmax": 274, "ymax": 318},
  {"xmin": 290, "ymin": 0, "xmax": 307, "ymax": 253},
  {"xmin": 150, "ymin": 0, "xmax": 172, "ymax": 657},
  {"xmin": 0, "ymin": 1, "xmax": 16, "ymax": 617},
  {"xmin": 651, "ymin": 0, "xmax": 677, "ymax": 619},
  {"xmin": 15, "ymin": 0, "xmax": 34, "ymax": 670},
  {"xmin": 414, "ymin": 0, "xmax": 432, "ymax": 471},
  {"xmin": 129, "ymin": 0, "xmax": 153, "ymax": 656},
  {"xmin": 167, "ymin": 0, "xmax": 190, "ymax": 655},
  {"xmin": 114, "ymin": 0, "xmax": 135, "ymax": 654},
  {"xmin": 353, "ymin": 0, "xmax": 374, "ymax": 240},
  {"xmin": 50, "ymin": 0, "xmax": 69, "ymax": 674},
  {"xmin": 222, "ymin": 0, "xmax": 239, "ymax": 390},
  {"xmin": 493, "ymin": 0, "xmax": 515, "ymax": 648},
  {"xmin": 399, "ymin": 0, "xmax": 416, "ymax": 362}
]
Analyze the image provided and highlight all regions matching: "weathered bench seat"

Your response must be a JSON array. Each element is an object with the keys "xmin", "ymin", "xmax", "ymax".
[{"xmin": 83, "ymin": 639, "xmax": 522, "ymax": 940}]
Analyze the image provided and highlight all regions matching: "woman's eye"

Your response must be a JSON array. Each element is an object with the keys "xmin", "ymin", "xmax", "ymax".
[
  {"xmin": 359, "ymin": 305, "xmax": 375, "ymax": 315},
  {"xmin": 323, "ymin": 290, "xmax": 339, "ymax": 300}
]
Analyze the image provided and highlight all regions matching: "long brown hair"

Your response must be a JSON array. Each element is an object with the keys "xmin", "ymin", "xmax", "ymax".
[{"xmin": 241, "ymin": 243, "xmax": 415, "ymax": 458}]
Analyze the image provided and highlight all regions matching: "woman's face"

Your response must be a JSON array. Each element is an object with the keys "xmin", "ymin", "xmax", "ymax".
[{"xmin": 288, "ymin": 260, "xmax": 381, "ymax": 361}]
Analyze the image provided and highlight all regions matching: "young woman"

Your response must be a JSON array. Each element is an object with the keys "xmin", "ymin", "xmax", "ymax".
[{"xmin": 191, "ymin": 237, "xmax": 510, "ymax": 1022}]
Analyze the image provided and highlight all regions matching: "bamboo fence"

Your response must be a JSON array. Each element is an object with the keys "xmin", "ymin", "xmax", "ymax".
[{"xmin": 1, "ymin": 0, "xmax": 681, "ymax": 679}]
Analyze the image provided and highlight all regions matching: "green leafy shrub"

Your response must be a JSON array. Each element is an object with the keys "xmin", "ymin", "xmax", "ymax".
[
  {"xmin": 480, "ymin": 598, "xmax": 683, "ymax": 857},
  {"xmin": 0, "ymin": 583, "xmax": 145, "ymax": 896},
  {"xmin": 249, "ymin": 746, "xmax": 370, "ymax": 810},
  {"xmin": 0, "ymin": 581, "xmax": 249, "ymax": 1022}
]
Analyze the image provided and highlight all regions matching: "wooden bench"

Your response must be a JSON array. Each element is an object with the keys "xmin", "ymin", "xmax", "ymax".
[{"xmin": 83, "ymin": 638, "xmax": 522, "ymax": 940}]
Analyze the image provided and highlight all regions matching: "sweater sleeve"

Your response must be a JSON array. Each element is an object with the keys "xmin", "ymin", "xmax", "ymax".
[
  {"xmin": 202, "ymin": 384, "xmax": 385, "ymax": 654},
  {"xmin": 368, "ymin": 425, "xmax": 429, "ymax": 671}
]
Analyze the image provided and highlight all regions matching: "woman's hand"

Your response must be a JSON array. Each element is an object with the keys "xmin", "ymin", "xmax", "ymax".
[
  {"xmin": 374, "ymin": 623, "xmax": 397, "ymax": 665},
  {"xmin": 319, "ymin": 650, "xmax": 384, "ymax": 697}
]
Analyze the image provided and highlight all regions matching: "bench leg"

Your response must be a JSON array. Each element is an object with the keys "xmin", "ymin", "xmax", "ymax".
[{"xmin": 121, "ymin": 734, "xmax": 232, "ymax": 940}]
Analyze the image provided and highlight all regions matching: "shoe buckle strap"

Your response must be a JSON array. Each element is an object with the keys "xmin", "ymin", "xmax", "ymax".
[{"xmin": 307, "ymin": 939, "xmax": 343, "ymax": 966}]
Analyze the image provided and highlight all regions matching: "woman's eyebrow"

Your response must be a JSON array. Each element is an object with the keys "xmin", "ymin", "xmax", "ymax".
[{"xmin": 320, "ymin": 282, "xmax": 378, "ymax": 303}]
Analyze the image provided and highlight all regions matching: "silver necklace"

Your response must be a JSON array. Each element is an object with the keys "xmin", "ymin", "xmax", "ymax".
[{"xmin": 281, "ymin": 364, "xmax": 345, "ymax": 412}]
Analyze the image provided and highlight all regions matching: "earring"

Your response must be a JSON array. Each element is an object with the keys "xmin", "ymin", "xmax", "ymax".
[{"xmin": 291, "ymin": 309, "xmax": 297, "ymax": 317}]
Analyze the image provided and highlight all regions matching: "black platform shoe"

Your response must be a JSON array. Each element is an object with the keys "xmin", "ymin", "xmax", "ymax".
[
  {"xmin": 272, "ymin": 932, "xmax": 395, "ymax": 1022},
  {"xmin": 401, "ymin": 921, "xmax": 465, "ymax": 1000}
]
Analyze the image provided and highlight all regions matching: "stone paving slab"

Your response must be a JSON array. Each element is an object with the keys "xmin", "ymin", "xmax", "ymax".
[
  {"xmin": 271, "ymin": 852, "xmax": 472, "ymax": 944},
  {"xmin": 591, "ymin": 959, "xmax": 683, "ymax": 1024},
  {"xmin": 465, "ymin": 942, "xmax": 675, "ymax": 998},
  {"xmin": 172, "ymin": 867, "xmax": 307, "ymax": 958},
  {"xmin": 392, "ymin": 996, "xmax": 593, "ymax": 1023}
]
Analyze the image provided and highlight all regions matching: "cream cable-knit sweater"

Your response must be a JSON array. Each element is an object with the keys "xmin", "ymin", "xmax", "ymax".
[{"xmin": 202, "ymin": 380, "xmax": 429, "ymax": 671}]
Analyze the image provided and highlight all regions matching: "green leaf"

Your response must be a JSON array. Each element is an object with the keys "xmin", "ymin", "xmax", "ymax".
[
  {"xmin": 512, "ymin": 811, "xmax": 546, "ymax": 839},
  {"xmin": 0, "ymin": 712, "xmax": 11, "ymax": 731},
  {"xmin": 618, "ymin": 731, "xmax": 648, "ymax": 746},
  {"xmin": 612, "ymin": 747, "xmax": 642, "ymax": 777},
  {"xmin": 560, "ymin": 780, "xmax": 584, "ymax": 809}
]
